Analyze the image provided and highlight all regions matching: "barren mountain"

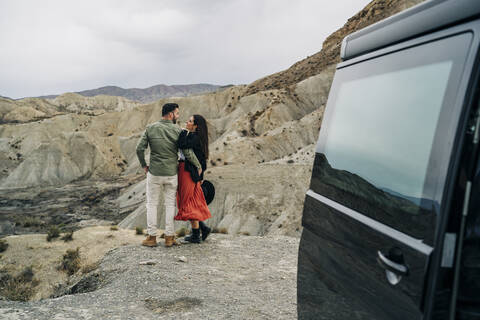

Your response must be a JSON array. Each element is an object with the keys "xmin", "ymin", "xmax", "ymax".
[{"xmin": 37, "ymin": 83, "xmax": 223, "ymax": 103}]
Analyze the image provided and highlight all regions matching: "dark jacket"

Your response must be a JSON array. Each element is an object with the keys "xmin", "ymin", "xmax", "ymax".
[{"xmin": 178, "ymin": 130, "xmax": 207, "ymax": 182}]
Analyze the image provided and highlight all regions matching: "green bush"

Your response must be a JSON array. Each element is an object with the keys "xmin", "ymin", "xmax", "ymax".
[
  {"xmin": 19, "ymin": 217, "xmax": 44, "ymax": 228},
  {"xmin": 46, "ymin": 226, "xmax": 61, "ymax": 242},
  {"xmin": 135, "ymin": 226, "xmax": 144, "ymax": 235}
]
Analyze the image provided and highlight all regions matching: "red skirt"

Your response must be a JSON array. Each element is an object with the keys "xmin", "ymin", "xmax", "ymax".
[{"xmin": 175, "ymin": 162, "xmax": 211, "ymax": 221}]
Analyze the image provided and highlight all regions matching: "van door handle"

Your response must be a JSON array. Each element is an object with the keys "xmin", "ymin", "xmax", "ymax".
[{"xmin": 377, "ymin": 250, "xmax": 409, "ymax": 276}]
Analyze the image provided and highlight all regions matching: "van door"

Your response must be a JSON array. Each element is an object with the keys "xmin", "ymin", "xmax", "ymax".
[{"xmin": 298, "ymin": 25, "xmax": 479, "ymax": 320}]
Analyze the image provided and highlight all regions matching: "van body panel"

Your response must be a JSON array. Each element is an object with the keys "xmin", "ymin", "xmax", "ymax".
[{"xmin": 298, "ymin": 14, "xmax": 480, "ymax": 320}]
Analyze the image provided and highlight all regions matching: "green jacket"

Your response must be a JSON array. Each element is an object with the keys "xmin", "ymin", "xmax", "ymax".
[{"xmin": 136, "ymin": 119, "xmax": 201, "ymax": 176}]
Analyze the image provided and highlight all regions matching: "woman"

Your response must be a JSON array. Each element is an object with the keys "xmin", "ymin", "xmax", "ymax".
[{"xmin": 175, "ymin": 114, "xmax": 212, "ymax": 243}]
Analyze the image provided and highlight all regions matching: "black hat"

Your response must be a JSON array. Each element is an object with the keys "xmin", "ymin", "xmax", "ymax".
[{"xmin": 201, "ymin": 180, "xmax": 215, "ymax": 205}]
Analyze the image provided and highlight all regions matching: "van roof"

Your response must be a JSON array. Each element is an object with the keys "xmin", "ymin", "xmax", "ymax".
[{"xmin": 341, "ymin": 0, "xmax": 480, "ymax": 61}]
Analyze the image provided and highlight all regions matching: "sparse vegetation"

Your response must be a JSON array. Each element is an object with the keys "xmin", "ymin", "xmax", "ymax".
[
  {"xmin": 19, "ymin": 217, "xmax": 44, "ymax": 228},
  {"xmin": 135, "ymin": 226, "xmax": 144, "ymax": 235},
  {"xmin": 0, "ymin": 266, "xmax": 39, "ymax": 301},
  {"xmin": 59, "ymin": 248, "xmax": 81, "ymax": 276},
  {"xmin": 46, "ymin": 226, "xmax": 61, "ymax": 241},
  {"xmin": 239, "ymin": 231, "xmax": 250, "ymax": 236},
  {"xmin": 0, "ymin": 239, "xmax": 8, "ymax": 253},
  {"xmin": 110, "ymin": 226, "xmax": 119, "ymax": 231},
  {"xmin": 61, "ymin": 231, "xmax": 74, "ymax": 242}
]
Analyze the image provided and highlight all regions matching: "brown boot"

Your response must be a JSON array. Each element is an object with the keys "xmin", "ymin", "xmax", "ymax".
[
  {"xmin": 142, "ymin": 235, "xmax": 157, "ymax": 247},
  {"xmin": 164, "ymin": 235, "xmax": 178, "ymax": 247}
]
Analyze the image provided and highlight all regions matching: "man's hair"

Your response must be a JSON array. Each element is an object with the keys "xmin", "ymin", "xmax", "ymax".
[{"xmin": 162, "ymin": 103, "xmax": 179, "ymax": 116}]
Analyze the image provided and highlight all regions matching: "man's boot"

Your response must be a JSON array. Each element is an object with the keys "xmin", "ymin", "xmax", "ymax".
[
  {"xmin": 199, "ymin": 221, "xmax": 211, "ymax": 241},
  {"xmin": 164, "ymin": 235, "xmax": 178, "ymax": 247},
  {"xmin": 142, "ymin": 235, "xmax": 157, "ymax": 247},
  {"xmin": 184, "ymin": 228, "xmax": 201, "ymax": 243}
]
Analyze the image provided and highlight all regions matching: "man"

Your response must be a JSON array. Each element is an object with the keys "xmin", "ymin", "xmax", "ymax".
[{"xmin": 136, "ymin": 103, "xmax": 202, "ymax": 247}]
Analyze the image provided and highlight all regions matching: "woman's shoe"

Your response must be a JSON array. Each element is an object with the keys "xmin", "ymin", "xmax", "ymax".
[
  {"xmin": 185, "ymin": 228, "xmax": 200, "ymax": 243},
  {"xmin": 199, "ymin": 221, "xmax": 211, "ymax": 241}
]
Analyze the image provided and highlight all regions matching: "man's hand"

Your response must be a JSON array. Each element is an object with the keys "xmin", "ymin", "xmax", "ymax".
[
  {"xmin": 144, "ymin": 166, "xmax": 149, "ymax": 174},
  {"xmin": 198, "ymin": 168, "xmax": 202, "ymax": 176}
]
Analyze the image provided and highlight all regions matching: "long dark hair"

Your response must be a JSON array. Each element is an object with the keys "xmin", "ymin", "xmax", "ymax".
[{"xmin": 193, "ymin": 114, "xmax": 209, "ymax": 159}]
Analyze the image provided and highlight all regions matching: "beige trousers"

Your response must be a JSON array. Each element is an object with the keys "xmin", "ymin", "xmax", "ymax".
[{"xmin": 146, "ymin": 172, "xmax": 178, "ymax": 236}]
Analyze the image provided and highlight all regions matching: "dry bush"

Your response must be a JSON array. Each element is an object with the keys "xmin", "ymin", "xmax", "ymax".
[
  {"xmin": 176, "ymin": 227, "xmax": 190, "ymax": 237},
  {"xmin": 0, "ymin": 239, "xmax": 8, "ymax": 253},
  {"xmin": 81, "ymin": 262, "xmax": 99, "ymax": 274},
  {"xmin": 61, "ymin": 231, "xmax": 74, "ymax": 242},
  {"xmin": 212, "ymin": 227, "xmax": 228, "ymax": 234},
  {"xmin": 59, "ymin": 248, "xmax": 81, "ymax": 276},
  {"xmin": 0, "ymin": 266, "xmax": 39, "ymax": 301},
  {"xmin": 110, "ymin": 226, "xmax": 119, "ymax": 231}
]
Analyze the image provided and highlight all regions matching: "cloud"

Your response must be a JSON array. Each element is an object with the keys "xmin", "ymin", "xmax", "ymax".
[{"xmin": 0, "ymin": 0, "xmax": 371, "ymax": 98}]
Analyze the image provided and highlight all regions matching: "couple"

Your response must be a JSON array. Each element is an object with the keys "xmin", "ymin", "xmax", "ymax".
[{"xmin": 136, "ymin": 102, "xmax": 211, "ymax": 247}]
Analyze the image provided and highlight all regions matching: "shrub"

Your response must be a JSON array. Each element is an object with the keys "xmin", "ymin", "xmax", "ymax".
[
  {"xmin": 110, "ymin": 226, "xmax": 119, "ymax": 231},
  {"xmin": 20, "ymin": 217, "xmax": 44, "ymax": 228},
  {"xmin": 0, "ymin": 266, "xmax": 39, "ymax": 301},
  {"xmin": 135, "ymin": 227, "xmax": 144, "ymax": 235},
  {"xmin": 61, "ymin": 231, "xmax": 74, "ymax": 242},
  {"xmin": 176, "ymin": 227, "xmax": 190, "ymax": 237},
  {"xmin": 59, "ymin": 248, "xmax": 81, "ymax": 276},
  {"xmin": 0, "ymin": 239, "xmax": 8, "ymax": 253},
  {"xmin": 46, "ymin": 226, "xmax": 61, "ymax": 242},
  {"xmin": 81, "ymin": 262, "xmax": 99, "ymax": 274}
]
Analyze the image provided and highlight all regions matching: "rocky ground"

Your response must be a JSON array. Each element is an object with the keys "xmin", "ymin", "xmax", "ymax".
[{"xmin": 0, "ymin": 234, "xmax": 299, "ymax": 320}]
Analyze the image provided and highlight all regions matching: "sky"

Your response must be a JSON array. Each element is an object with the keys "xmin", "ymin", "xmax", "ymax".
[{"xmin": 0, "ymin": 0, "xmax": 371, "ymax": 99}]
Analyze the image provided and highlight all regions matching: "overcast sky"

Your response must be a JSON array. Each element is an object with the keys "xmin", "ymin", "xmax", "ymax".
[{"xmin": 0, "ymin": 0, "xmax": 371, "ymax": 99}]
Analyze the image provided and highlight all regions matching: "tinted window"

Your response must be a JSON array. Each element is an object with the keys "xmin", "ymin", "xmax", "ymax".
[{"xmin": 312, "ymin": 33, "xmax": 472, "ymax": 241}]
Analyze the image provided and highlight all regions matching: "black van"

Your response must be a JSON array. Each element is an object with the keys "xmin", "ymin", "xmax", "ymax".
[{"xmin": 297, "ymin": 0, "xmax": 480, "ymax": 319}]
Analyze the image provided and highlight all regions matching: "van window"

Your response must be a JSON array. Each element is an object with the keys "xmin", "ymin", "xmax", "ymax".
[{"xmin": 312, "ymin": 33, "xmax": 472, "ymax": 241}]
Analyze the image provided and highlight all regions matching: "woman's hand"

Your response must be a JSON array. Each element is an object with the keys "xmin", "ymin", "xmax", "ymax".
[{"xmin": 198, "ymin": 168, "xmax": 202, "ymax": 176}]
